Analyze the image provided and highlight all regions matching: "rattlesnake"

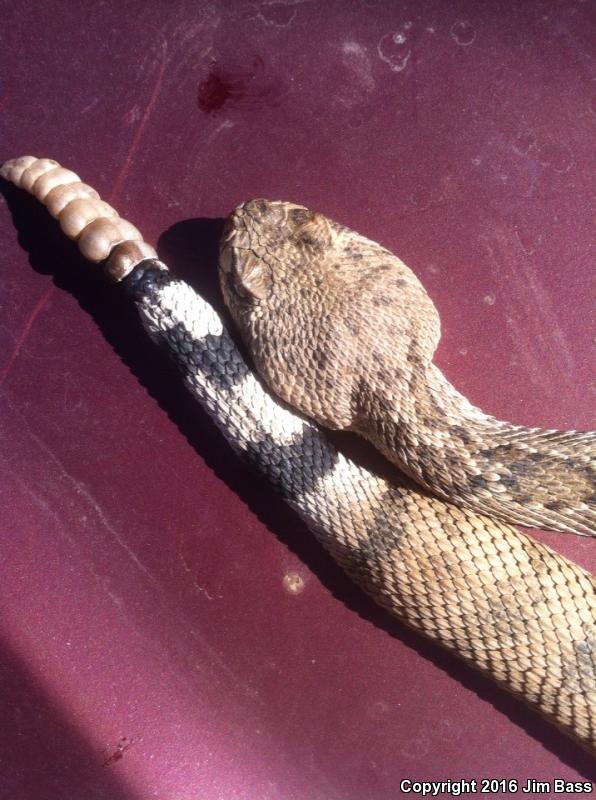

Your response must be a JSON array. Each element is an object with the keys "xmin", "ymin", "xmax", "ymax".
[
  {"xmin": 1, "ymin": 156, "xmax": 595, "ymax": 753},
  {"xmin": 220, "ymin": 200, "xmax": 596, "ymax": 538}
]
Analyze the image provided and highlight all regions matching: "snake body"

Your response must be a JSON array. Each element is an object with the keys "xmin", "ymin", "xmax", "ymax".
[
  {"xmin": 1, "ymin": 156, "xmax": 595, "ymax": 752},
  {"xmin": 220, "ymin": 200, "xmax": 596, "ymax": 538}
]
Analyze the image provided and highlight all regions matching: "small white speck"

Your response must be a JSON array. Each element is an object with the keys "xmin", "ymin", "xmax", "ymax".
[
  {"xmin": 283, "ymin": 571, "xmax": 305, "ymax": 594},
  {"xmin": 483, "ymin": 293, "xmax": 496, "ymax": 306},
  {"xmin": 472, "ymin": 156, "xmax": 481, "ymax": 166},
  {"xmin": 393, "ymin": 32, "xmax": 406, "ymax": 44}
]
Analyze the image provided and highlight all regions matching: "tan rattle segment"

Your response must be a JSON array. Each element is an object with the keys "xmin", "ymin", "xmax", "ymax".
[{"xmin": 0, "ymin": 155, "xmax": 156, "ymax": 279}]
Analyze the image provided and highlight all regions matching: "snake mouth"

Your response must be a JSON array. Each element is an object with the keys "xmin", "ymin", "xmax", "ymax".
[
  {"xmin": 220, "ymin": 206, "xmax": 248, "ymax": 276},
  {"xmin": 219, "ymin": 240, "xmax": 235, "ymax": 278}
]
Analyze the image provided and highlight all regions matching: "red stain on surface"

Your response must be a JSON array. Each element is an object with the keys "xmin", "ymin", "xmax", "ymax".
[
  {"xmin": 197, "ymin": 56, "xmax": 286, "ymax": 114},
  {"xmin": 102, "ymin": 736, "xmax": 134, "ymax": 767},
  {"xmin": 197, "ymin": 70, "xmax": 240, "ymax": 114}
]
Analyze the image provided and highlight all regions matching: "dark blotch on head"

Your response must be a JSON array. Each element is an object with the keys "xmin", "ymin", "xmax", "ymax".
[
  {"xmin": 377, "ymin": 368, "xmax": 393, "ymax": 387},
  {"xmin": 291, "ymin": 208, "xmax": 312, "ymax": 226},
  {"xmin": 451, "ymin": 425, "xmax": 472, "ymax": 446},
  {"xmin": 312, "ymin": 350, "xmax": 328, "ymax": 368},
  {"xmin": 527, "ymin": 452, "xmax": 545, "ymax": 463},
  {"xmin": 544, "ymin": 500, "xmax": 564, "ymax": 511},
  {"xmin": 374, "ymin": 295, "xmax": 393, "ymax": 307},
  {"xmin": 509, "ymin": 460, "xmax": 530, "ymax": 476},
  {"xmin": 479, "ymin": 448, "xmax": 494, "ymax": 458}
]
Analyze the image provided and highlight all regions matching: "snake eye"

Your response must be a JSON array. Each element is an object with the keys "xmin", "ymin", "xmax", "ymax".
[{"xmin": 293, "ymin": 212, "xmax": 334, "ymax": 249}]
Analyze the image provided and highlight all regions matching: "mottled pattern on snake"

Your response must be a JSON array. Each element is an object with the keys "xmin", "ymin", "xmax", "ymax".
[
  {"xmin": 219, "ymin": 200, "xmax": 596, "ymax": 537},
  {"xmin": 2, "ymin": 156, "xmax": 595, "ymax": 752}
]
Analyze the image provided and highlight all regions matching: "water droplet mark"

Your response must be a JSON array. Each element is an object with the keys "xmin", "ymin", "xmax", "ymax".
[
  {"xmin": 515, "ymin": 227, "xmax": 543, "ymax": 256},
  {"xmin": 401, "ymin": 732, "xmax": 431, "ymax": 759},
  {"xmin": 512, "ymin": 130, "xmax": 537, "ymax": 157},
  {"xmin": 409, "ymin": 187, "xmax": 433, "ymax": 211},
  {"xmin": 369, "ymin": 700, "xmax": 390, "ymax": 718},
  {"xmin": 450, "ymin": 20, "xmax": 476, "ymax": 46},
  {"xmin": 258, "ymin": 2, "xmax": 297, "ymax": 27},
  {"xmin": 377, "ymin": 30, "xmax": 412, "ymax": 72}
]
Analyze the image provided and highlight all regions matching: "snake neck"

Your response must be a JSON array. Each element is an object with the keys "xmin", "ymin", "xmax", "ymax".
[{"xmin": 363, "ymin": 365, "xmax": 596, "ymax": 536}]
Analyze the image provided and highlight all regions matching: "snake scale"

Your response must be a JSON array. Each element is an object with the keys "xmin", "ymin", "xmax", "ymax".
[{"xmin": 2, "ymin": 156, "xmax": 595, "ymax": 753}]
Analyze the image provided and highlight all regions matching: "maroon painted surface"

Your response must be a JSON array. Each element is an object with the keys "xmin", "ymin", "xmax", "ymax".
[{"xmin": 1, "ymin": 1, "xmax": 595, "ymax": 798}]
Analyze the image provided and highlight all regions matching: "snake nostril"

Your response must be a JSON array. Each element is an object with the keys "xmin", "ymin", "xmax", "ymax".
[
  {"xmin": 241, "ymin": 198, "xmax": 270, "ymax": 218},
  {"xmin": 289, "ymin": 207, "xmax": 313, "ymax": 227}
]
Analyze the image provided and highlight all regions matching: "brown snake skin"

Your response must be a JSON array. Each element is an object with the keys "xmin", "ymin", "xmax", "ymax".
[
  {"xmin": 1, "ymin": 156, "xmax": 595, "ymax": 753},
  {"xmin": 220, "ymin": 200, "xmax": 596, "ymax": 537}
]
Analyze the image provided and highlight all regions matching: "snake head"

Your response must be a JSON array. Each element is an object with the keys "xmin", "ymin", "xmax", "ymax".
[{"xmin": 219, "ymin": 199, "xmax": 337, "ymax": 309}]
